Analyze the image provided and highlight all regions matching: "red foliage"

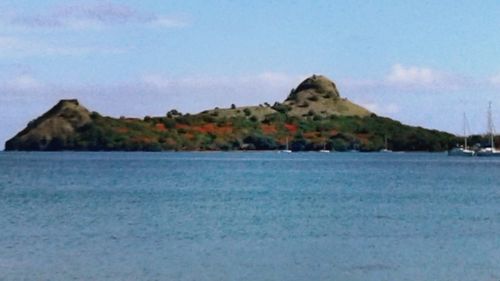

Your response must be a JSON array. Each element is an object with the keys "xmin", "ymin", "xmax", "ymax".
[
  {"xmin": 154, "ymin": 123, "xmax": 167, "ymax": 132},
  {"xmin": 191, "ymin": 123, "xmax": 233, "ymax": 135},
  {"xmin": 284, "ymin": 123, "xmax": 298, "ymax": 133},
  {"xmin": 197, "ymin": 123, "xmax": 216, "ymax": 133}
]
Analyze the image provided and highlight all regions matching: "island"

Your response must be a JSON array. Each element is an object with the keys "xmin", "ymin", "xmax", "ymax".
[{"xmin": 5, "ymin": 75, "xmax": 458, "ymax": 151}]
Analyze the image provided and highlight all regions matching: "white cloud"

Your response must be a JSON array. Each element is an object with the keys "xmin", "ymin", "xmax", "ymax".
[
  {"xmin": 0, "ymin": 36, "xmax": 126, "ymax": 57},
  {"xmin": 5, "ymin": 2, "xmax": 189, "ymax": 30},
  {"xmin": 341, "ymin": 64, "xmax": 472, "ymax": 94},
  {"xmin": 5, "ymin": 74, "xmax": 43, "ymax": 91},
  {"xmin": 386, "ymin": 64, "xmax": 441, "ymax": 86},
  {"xmin": 384, "ymin": 64, "xmax": 469, "ymax": 91}
]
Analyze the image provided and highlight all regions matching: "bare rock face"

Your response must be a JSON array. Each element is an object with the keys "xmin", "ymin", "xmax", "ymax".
[
  {"xmin": 5, "ymin": 99, "xmax": 92, "ymax": 150},
  {"xmin": 286, "ymin": 75, "xmax": 340, "ymax": 102},
  {"xmin": 283, "ymin": 75, "xmax": 371, "ymax": 118}
]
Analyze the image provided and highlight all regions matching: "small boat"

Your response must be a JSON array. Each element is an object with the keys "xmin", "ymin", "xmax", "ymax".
[
  {"xmin": 279, "ymin": 137, "xmax": 292, "ymax": 153},
  {"xmin": 448, "ymin": 113, "xmax": 474, "ymax": 156},
  {"xmin": 319, "ymin": 142, "xmax": 330, "ymax": 153},
  {"xmin": 380, "ymin": 135, "xmax": 392, "ymax": 153},
  {"xmin": 477, "ymin": 102, "xmax": 500, "ymax": 157},
  {"xmin": 448, "ymin": 147, "xmax": 474, "ymax": 156}
]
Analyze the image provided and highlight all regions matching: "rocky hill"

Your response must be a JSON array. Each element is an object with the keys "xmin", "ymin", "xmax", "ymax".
[
  {"xmin": 5, "ymin": 75, "xmax": 459, "ymax": 152},
  {"xmin": 284, "ymin": 75, "xmax": 370, "ymax": 117},
  {"xmin": 5, "ymin": 99, "xmax": 92, "ymax": 150}
]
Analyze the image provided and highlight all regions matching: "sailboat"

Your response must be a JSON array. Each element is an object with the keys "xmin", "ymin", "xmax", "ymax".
[
  {"xmin": 380, "ymin": 135, "xmax": 392, "ymax": 153},
  {"xmin": 319, "ymin": 142, "xmax": 330, "ymax": 153},
  {"xmin": 279, "ymin": 136, "xmax": 292, "ymax": 153},
  {"xmin": 477, "ymin": 102, "xmax": 500, "ymax": 157},
  {"xmin": 448, "ymin": 113, "xmax": 474, "ymax": 156}
]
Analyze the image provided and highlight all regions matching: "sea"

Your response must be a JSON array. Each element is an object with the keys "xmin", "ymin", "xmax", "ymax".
[{"xmin": 1, "ymin": 152, "xmax": 500, "ymax": 281}]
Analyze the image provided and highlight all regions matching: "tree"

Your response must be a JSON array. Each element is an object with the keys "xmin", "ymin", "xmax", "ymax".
[{"xmin": 243, "ymin": 108, "xmax": 252, "ymax": 116}]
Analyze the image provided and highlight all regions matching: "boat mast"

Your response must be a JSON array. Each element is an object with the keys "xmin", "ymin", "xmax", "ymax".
[
  {"xmin": 463, "ymin": 113, "xmax": 468, "ymax": 149},
  {"xmin": 488, "ymin": 102, "xmax": 494, "ymax": 150},
  {"xmin": 286, "ymin": 136, "xmax": 289, "ymax": 151},
  {"xmin": 384, "ymin": 135, "xmax": 388, "ymax": 150}
]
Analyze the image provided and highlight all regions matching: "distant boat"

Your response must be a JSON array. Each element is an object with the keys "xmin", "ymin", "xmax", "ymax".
[
  {"xmin": 477, "ymin": 102, "xmax": 500, "ymax": 157},
  {"xmin": 319, "ymin": 142, "xmax": 330, "ymax": 153},
  {"xmin": 380, "ymin": 135, "xmax": 392, "ymax": 153},
  {"xmin": 448, "ymin": 113, "xmax": 474, "ymax": 156},
  {"xmin": 279, "ymin": 137, "xmax": 292, "ymax": 153}
]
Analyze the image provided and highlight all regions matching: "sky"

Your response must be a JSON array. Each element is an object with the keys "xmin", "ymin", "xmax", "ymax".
[{"xmin": 1, "ymin": 0, "xmax": 500, "ymax": 148}]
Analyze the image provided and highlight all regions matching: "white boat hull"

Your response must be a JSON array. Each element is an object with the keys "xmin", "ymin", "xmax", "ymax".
[
  {"xmin": 476, "ymin": 149, "xmax": 500, "ymax": 157},
  {"xmin": 448, "ymin": 148, "xmax": 474, "ymax": 156}
]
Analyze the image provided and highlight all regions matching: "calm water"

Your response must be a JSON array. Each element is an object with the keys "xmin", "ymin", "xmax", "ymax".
[{"xmin": 1, "ymin": 152, "xmax": 500, "ymax": 281}]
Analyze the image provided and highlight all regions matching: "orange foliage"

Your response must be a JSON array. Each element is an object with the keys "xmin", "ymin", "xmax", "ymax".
[
  {"xmin": 191, "ymin": 123, "xmax": 234, "ymax": 135},
  {"xmin": 154, "ymin": 123, "xmax": 167, "ymax": 132},
  {"xmin": 197, "ymin": 123, "xmax": 216, "ymax": 133},
  {"xmin": 215, "ymin": 125, "xmax": 233, "ymax": 135},
  {"xmin": 261, "ymin": 124, "xmax": 277, "ymax": 134}
]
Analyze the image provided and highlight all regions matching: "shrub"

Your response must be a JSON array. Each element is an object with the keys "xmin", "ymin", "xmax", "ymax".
[
  {"xmin": 243, "ymin": 108, "xmax": 252, "ymax": 116},
  {"xmin": 298, "ymin": 101, "xmax": 309, "ymax": 108},
  {"xmin": 272, "ymin": 102, "xmax": 290, "ymax": 114},
  {"xmin": 307, "ymin": 95, "xmax": 319, "ymax": 102}
]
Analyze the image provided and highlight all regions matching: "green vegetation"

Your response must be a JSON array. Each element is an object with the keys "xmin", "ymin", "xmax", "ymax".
[
  {"xmin": 6, "ymin": 107, "xmax": 460, "ymax": 151},
  {"xmin": 5, "ymin": 75, "xmax": 462, "ymax": 152}
]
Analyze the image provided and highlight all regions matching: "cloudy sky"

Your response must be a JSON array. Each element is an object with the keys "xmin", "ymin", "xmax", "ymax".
[{"xmin": 1, "ymin": 0, "xmax": 500, "ymax": 147}]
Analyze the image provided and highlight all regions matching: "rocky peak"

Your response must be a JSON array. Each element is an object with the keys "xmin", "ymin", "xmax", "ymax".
[
  {"xmin": 282, "ymin": 74, "xmax": 370, "ymax": 118},
  {"xmin": 286, "ymin": 75, "xmax": 340, "ymax": 102},
  {"xmin": 5, "ymin": 99, "xmax": 92, "ymax": 150}
]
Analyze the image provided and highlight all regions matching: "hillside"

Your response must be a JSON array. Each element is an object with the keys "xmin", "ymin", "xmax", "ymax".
[{"xmin": 5, "ymin": 75, "xmax": 459, "ymax": 152}]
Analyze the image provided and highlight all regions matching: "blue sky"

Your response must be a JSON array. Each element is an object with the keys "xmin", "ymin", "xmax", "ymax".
[{"xmin": 1, "ymin": 0, "xmax": 500, "ymax": 147}]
